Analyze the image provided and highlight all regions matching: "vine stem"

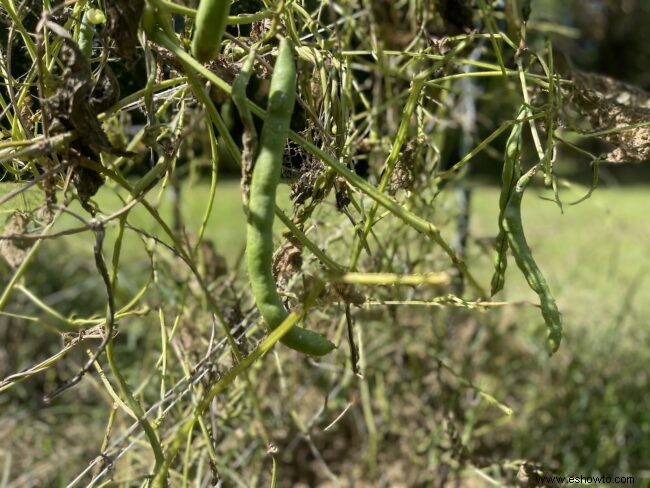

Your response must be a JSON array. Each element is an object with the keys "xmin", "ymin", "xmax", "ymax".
[{"xmin": 152, "ymin": 30, "xmax": 486, "ymax": 297}]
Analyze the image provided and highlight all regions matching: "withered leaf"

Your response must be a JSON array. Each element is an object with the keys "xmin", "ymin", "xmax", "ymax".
[
  {"xmin": 72, "ymin": 164, "xmax": 106, "ymax": 204},
  {"xmin": 47, "ymin": 39, "xmax": 113, "ymax": 153},
  {"xmin": 566, "ymin": 69, "xmax": 650, "ymax": 163},
  {"xmin": 105, "ymin": 0, "xmax": 145, "ymax": 62},
  {"xmin": 90, "ymin": 64, "xmax": 121, "ymax": 114},
  {"xmin": 0, "ymin": 213, "xmax": 33, "ymax": 269},
  {"xmin": 45, "ymin": 37, "xmax": 131, "ymax": 206}
]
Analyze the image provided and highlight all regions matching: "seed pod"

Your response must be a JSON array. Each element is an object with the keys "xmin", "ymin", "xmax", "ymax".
[
  {"xmin": 491, "ymin": 106, "xmax": 527, "ymax": 296},
  {"xmin": 490, "ymin": 105, "xmax": 562, "ymax": 353},
  {"xmin": 140, "ymin": 3, "xmax": 159, "ymax": 38},
  {"xmin": 191, "ymin": 0, "xmax": 231, "ymax": 63},
  {"xmin": 78, "ymin": 8, "xmax": 105, "ymax": 60},
  {"xmin": 246, "ymin": 40, "xmax": 335, "ymax": 356},
  {"xmin": 503, "ymin": 171, "xmax": 563, "ymax": 354}
]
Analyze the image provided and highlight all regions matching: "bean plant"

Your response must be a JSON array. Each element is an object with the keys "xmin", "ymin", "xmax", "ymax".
[{"xmin": 0, "ymin": 0, "xmax": 646, "ymax": 485}]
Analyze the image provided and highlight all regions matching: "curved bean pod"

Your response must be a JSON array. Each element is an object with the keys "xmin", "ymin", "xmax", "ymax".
[
  {"xmin": 503, "ymin": 170, "xmax": 563, "ymax": 353},
  {"xmin": 191, "ymin": 0, "xmax": 230, "ymax": 63},
  {"xmin": 491, "ymin": 106, "xmax": 528, "ymax": 296},
  {"xmin": 140, "ymin": 2, "xmax": 171, "ymax": 38},
  {"xmin": 246, "ymin": 40, "xmax": 335, "ymax": 356},
  {"xmin": 78, "ymin": 9, "xmax": 105, "ymax": 60}
]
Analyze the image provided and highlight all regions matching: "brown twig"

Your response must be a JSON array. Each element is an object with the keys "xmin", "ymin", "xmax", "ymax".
[{"xmin": 43, "ymin": 221, "xmax": 115, "ymax": 402}]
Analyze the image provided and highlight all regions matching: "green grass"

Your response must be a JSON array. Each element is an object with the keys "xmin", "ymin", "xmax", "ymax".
[
  {"xmin": 94, "ymin": 178, "xmax": 650, "ymax": 364},
  {"xmin": 470, "ymin": 183, "xmax": 650, "ymax": 352},
  {"xmin": 3, "ymin": 178, "xmax": 649, "ymax": 484},
  {"xmin": 102, "ymin": 178, "xmax": 649, "ymax": 331},
  {"xmin": 7, "ymin": 178, "xmax": 645, "ymax": 332}
]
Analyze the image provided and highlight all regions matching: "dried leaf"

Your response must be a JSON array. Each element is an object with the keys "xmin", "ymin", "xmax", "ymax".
[
  {"xmin": 90, "ymin": 65, "xmax": 121, "ymax": 114},
  {"xmin": 46, "ymin": 39, "xmax": 113, "ymax": 153},
  {"xmin": 389, "ymin": 138, "xmax": 421, "ymax": 194},
  {"xmin": 566, "ymin": 70, "xmax": 650, "ymax": 163},
  {"xmin": 0, "ymin": 213, "xmax": 32, "ymax": 269},
  {"xmin": 45, "ymin": 38, "xmax": 131, "ymax": 205},
  {"xmin": 105, "ymin": 0, "xmax": 145, "ymax": 62},
  {"xmin": 272, "ymin": 242, "xmax": 303, "ymax": 282}
]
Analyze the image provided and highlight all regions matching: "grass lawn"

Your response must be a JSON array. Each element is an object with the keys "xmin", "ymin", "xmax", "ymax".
[
  {"xmin": 170, "ymin": 178, "xmax": 650, "ymax": 336},
  {"xmin": 4, "ymin": 177, "xmax": 647, "ymax": 335},
  {"xmin": 2, "ymin": 177, "xmax": 649, "ymax": 484},
  {"xmin": 470, "ymin": 183, "xmax": 650, "ymax": 346}
]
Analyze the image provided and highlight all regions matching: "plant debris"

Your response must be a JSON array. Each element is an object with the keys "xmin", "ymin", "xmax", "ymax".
[
  {"xmin": 389, "ymin": 138, "xmax": 422, "ymax": 194},
  {"xmin": 46, "ymin": 40, "xmax": 114, "ymax": 153},
  {"xmin": 0, "ymin": 212, "xmax": 32, "ymax": 268},
  {"xmin": 105, "ymin": 0, "xmax": 145, "ymax": 62},
  {"xmin": 45, "ymin": 38, "xmax": 130, "ymax": 208},
  {"xmin": 272, "ymin": 241, "xmax": 303, "ymax": 282},
  {"xmin": 566, "ymin": 69, "xmax": 650, "ymax": 163}
]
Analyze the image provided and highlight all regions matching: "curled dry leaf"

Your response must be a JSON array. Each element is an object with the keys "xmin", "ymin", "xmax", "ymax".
[
  {"xmin": 90, "ymin": 65, "xmax": 121, "ymax": 114},
  {"xmin": 389, "ymin": 137, "xmax": 422, "ymax": 194},
  {"xmin": 105, "ymin": 0, "xmax": 145, "ymax": 62},
  {"xmin": 46, "ymin": 40, "xmax": 114, "ymax": 152},
  {"xmin": 289, "ymin": 152, "xmax": 325, "ymax": 205},
  {"xmin": 45, "ymin": 38, "xmax": 129, "ymax": 207},
  {"xmin": 272, "ymin": 241, "xmax": 303, "ymax": 283},
  {"xmin": 288, "ymin": 128, "xmax": 329, "ymax": 207},
  {"xmin": 207, "ymin": 56, "xmax": 239, "ymax": 104},
  {"xmin": 334, "ymin": 177, "xmax": 351, "ymax": 210},
  {"xmin": 0, "ymin": 212, "xmax": 32, "ymax": 269},
  {"xmin": 566, "ymin": 69, "xmax": 650, "ymax": 163}
]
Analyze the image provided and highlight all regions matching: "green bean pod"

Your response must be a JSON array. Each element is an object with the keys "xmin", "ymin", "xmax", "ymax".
[
  {"xmin": 246, "ymin": 40, "xmax": 335, "ymax": 356},
  {"xmin": 140, "ymin": 3, "xmax": 158, "ymax": 38},
  {"xmin": 491, "ymin": 106, "xmax": 528, "ymax": 296},
  {"xmin": 78, "ymin": 11, "xmax": 94, "ymax": 60},
  {"xmin": 191, "ymin": 0, "xmax": 230, "ymax": 63},
  {"xmin": 503, "ymin": 172, "xmax": 563, "ymax": 354},
  {"xmin": 78, "ymin": 8, "xmax": 105, "ymax": 60},
  {"xmin": 231, "ymin": 48, "xmax": 257, "ymax": 137}
]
